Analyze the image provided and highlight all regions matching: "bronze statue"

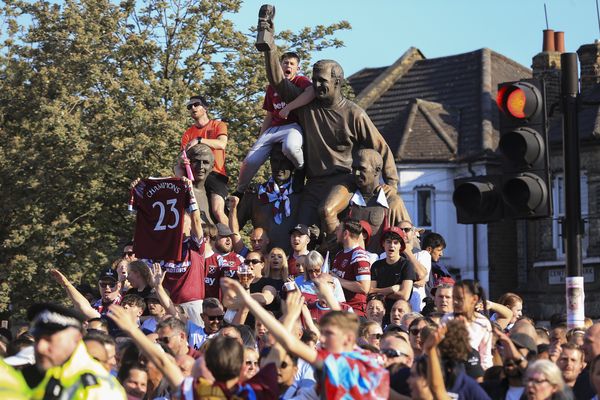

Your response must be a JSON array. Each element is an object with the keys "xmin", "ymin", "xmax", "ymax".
[
  {"xmin": 335, "ymin": 149, "xmax": 410, "ymax": 253},
  {"xmin": 255, "ymin": 4, "xmax": 276, "ymax": 52},
  {"xmin": 257, "ymin": 7, "xmax": 402, "ymax": 231},
  {"xmin": 185, "ymin": 143, "xmax": 215, "ymax": 224},
  {"xmin": 233, "ymin": 144, "xmax": 301, "ymax": 254}
]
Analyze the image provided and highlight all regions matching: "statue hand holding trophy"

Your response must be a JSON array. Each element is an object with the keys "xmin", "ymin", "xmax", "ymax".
[{"xmin": 255, "ymin": 4, "xmax": 275, "ymax": 52}]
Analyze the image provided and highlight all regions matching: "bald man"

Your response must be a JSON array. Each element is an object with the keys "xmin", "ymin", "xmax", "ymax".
[{"xmin": 325, "ymin": 149, "xmax": 410, "ymax": 253}]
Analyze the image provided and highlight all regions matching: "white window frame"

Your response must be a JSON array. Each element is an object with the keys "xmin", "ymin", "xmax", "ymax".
[
  {"xmin": 414, "ymin": 185, "xmax": 435, "ymax": 230},
  {"xmin": 552, "ymin": 172, "xmax": 588, "ymax": 259}
]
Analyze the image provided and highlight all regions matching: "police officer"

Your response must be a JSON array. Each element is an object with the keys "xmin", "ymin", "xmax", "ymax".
[{"xmin": 22, "ymin": 303, "xmax": 125, "ymax": 399}]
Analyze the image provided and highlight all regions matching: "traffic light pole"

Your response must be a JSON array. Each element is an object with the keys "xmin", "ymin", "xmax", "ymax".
[{"xmin": 561, "ymin": 53, "xmax": 585, "ymax": 329}]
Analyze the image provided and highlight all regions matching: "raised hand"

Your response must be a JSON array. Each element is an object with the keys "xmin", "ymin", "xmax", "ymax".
[
  {"xmin": 107, "ymin": 304, "xmax": 137, "ymax": 334},
  {"xmin": 422, "ymin": 324, "xmax": 448, "ymax": 353},
  {"xmin": 284, "ymin": 288, "xmax": 304, "ymax": 321},
  {"xmin": 221, "ymin": 277, "xmax": 249, "ymax": 299},
  {"xmin": 50, "ymin": 269, "xmax": 70, "ymax": 287},
  {"xmin": 149, "ymin": 263, "xmax": 165, "ymax": 289}
]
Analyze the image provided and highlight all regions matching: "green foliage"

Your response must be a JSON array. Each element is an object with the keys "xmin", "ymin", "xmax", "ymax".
[{"xmin": 0, "ymin": 0, "xmax": 350, "ymax": 316}]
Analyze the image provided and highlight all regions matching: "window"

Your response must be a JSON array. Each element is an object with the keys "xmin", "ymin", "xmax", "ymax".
[
  {"xmin": 415, "ymin": 186, "xmax": 434, "ymax": 229},
  {"xmin": 552, "ymin": 173, "xmax": 588, "ymax": 258}
]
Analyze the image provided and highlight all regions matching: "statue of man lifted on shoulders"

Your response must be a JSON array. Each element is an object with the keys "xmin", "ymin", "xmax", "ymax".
[{"xmin": 256, "ymin": 5, "xmax": 409, "ymax": 235}]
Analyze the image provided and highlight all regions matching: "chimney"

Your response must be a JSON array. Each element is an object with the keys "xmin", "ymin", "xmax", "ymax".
[
  {"xmin": 577, "ymin": 40, "xmax": 600, "ymax": 94},
  {"xmin": 555, "ymin": 31, "xmax": 565, "ymax": 53},
  {"xmin": 532, "ymin": 30, "xmax": 562, "ymax": 111}
]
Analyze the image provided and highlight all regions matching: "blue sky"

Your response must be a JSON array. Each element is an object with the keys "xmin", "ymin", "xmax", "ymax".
[{"xmin": 231, "ymin": 0, "xmax": 599, "ymax": 77}]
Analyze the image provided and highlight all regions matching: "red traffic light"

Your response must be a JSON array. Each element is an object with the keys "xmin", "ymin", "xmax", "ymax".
[{"xmin": 497, "ymin": 82, "xmax": 543, "ymax": 120}]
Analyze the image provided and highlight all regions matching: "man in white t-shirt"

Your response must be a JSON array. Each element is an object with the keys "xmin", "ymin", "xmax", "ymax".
[{"xmin": 396, "ymin": 221, "xmax": 430, "ymax": 311}]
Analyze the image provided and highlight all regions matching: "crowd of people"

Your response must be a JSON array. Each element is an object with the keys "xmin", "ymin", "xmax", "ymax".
[{"xmin": 2, "ymin": 28, "xmax": 599, "ymax": 400}]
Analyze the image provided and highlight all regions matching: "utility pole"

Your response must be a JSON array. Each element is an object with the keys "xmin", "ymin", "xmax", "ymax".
[{"xmin": 561, "ymin": 53, "xmax": 585, "ymax": 329}]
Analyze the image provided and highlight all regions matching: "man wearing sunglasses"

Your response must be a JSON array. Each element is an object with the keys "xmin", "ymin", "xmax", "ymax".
[
  {"xmin": 187, "ymin": 297, "xmax": 226, "ymax": 350},
  {"xmin": 156, "ymin": 317, "xmax": 201, "ymax": 359},
  {"xmin": 180, "ymin": 95, "xmax": 230, "ymax": 225}
]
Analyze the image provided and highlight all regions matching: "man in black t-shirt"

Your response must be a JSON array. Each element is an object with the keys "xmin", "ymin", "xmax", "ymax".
[{"xmin": 370, "ymin": 227, "xmax": 417, "ymax": 322}]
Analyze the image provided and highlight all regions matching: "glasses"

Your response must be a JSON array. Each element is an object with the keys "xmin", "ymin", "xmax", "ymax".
[
  {"xmin": 122, "ymin": 251, "xmax": 134, "ymax": 257},
  {"xmin": 381, "ymin": 349, "xmax": 408, "ymax": 358},
  {"xmin": 307, "ymin": 268, "xmax": 321, "ymax": 274},
  {"xmin": 158, "ymin": 334, "xmax": 177, "ymax": 344},
  {"xmin": 186, "ymin": 102, "xmax": 202, "ymax": 110},
  {"xmin": 527, "ymin": 378, "xmax": 550, "ymax": 385},
  {"xmin": 98, "ymin": 281, "xmax": 117, "ymax": 289},
  {"xmin": 279, "ymin": 361, "xmax": 290, "ymax": 369},
  {"xmin": 369, "ymin": 333, "xmax": 383, "ymax": 339},
  {"xmin": 245, "ymin": 360, "xmax": 259, "ymax": 366},
  {"xmin": 409, "ymin": 328, "xmax": 422, "ymax": 336},
  {"xmin": 243, "ymin": 259, "xmax": 262, "ymax": 265},
  {"xmin": 205, "ymin": 315, "xmax": 224, "ymax": 321},
  {"xmin": 400, "ymin": 227, "xmax": 412, "ymax": 233}
]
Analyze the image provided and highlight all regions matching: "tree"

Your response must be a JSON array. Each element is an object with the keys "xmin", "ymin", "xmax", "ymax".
[{"xmin": 0, "ymin": 0, "xmax": 350, "ymax": 315}]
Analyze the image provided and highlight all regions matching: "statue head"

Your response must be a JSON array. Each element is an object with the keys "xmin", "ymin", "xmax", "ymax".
[
  {"xmin": 269, "ymin": 143, "xmax": 294, "ymax": 185},
  {"xmin": 312, "ymin": 60, "xmax": 344, "ymax": 104},
  {"xmin": 353, "ymin": 148, "xmax": 383, "ymax": 194},
  {"xmin": 186, "ymin": 143, "xmax": 214, "ymax": 183}
]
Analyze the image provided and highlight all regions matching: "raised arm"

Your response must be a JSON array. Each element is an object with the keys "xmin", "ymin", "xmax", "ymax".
[
  {"xmin": 182, "ymin": 176, "xmax": 203, "ymax": 239},
  {"xmin": 108, "ymin": 304, "xmax": 184, "ymax": 390},
  {"xmin": 486, "ymin": 300, "xmax": 513, "ymax": 330},
  {"xmin": 423, "ymin": 325, "xmax": 451, "ymax": 400},
  {"xmin": 149, "ymin": 264, "xmax": 186, "ymax": 322},
  {"xmin": 50, "ymin": 269, "xmax": 100, "ymax": 320},
  {"xmin": 221, "ymin": 277, "xmax": 318, "ymax": 364},
  {"xmin": 226, "ymin": 196, "xmax": 245, "ymax": 254}
]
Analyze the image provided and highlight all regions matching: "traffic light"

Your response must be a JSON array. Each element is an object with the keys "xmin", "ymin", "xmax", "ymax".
[
  {"xmin": 497, "ymin": 79, "xmax": 551, "ymax": 219},
  {"xmin": 452, "ymin": 78, "xmax": 551, "ymax": 224},
  {"xmin": 453, "ymin": 175, "xmax": 503, "ymax": 224}
]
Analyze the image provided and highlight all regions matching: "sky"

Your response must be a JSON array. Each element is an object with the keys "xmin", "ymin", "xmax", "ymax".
[{"xmin": 230, "ymin": 0, "xmax": 600, "ymax": 77}]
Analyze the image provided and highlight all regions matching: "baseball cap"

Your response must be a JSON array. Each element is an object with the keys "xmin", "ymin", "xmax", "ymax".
[
  {"xmin": 98, "ymin": 267, "xmax": 118, "ymax": 282},
  {"xmin": 430, "ymin": 276, "xmax": 456, "ymax": 296},
  {"xmin": 186, "ymin": 95, "xmax": 207, "ymax": 108},
  {"xmin": 380, "ymin": 226, "xmax": 407, "ymax": 252},
  {"xmin": 289, "ymin": 224, "xmax": 310, "ymax": 236},
  {"xmin": 358, "ymin": 220, "xmax": 372, "ymax": 246},
  {"xmin": 510, "ymin": 332, "xmax": 537, "ymax": 354},
  {"xmin": 28, "ymin": 303, "xmax": 85, "ymax": 337},
  {"xmin": 216, "ymin": 223, "xmax": 234, "ymax": 237}
]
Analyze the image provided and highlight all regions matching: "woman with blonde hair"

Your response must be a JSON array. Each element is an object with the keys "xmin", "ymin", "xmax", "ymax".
[
  {"xmin": 262, "ymin": 247, "xmax": 289, "ymax": 281},
  {"xmin": 125, "ymin": 260, "xmax": 154, "ymax": 300},
  {"xmin": 525, "ymin": 359, "xmax": 569, "ymax": 400},
  {"xmin": 497, "ymin": 292, "xmax": 523, "ymax": 330},
  {"xmin": 113, "ymin": 257, "xmax": 131, "ymax": 294}
]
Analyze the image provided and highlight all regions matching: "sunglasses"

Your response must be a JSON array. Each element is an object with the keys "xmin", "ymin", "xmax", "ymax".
[
  {"xmin": 98, "ymin": 281, "xmax": 117, "ymax": 289},
  {"xmin": 186, "ymin": 102, "xmax": 202, "ymax": 110},
  {"xmin": 307, "ymin": 269, "xmax": 321, "ymax": 274},
  {"xmin": 122, "ymin": 251, "xmax": 134, "ymax": 257},
  {"xmin": 245, "ymin": 360, "xmax": 259, "ymax": 366},
  {"xmin": 158, "ymin": 334, "xmax": 177, "ymax": 344},
  {"xmin": 205, "ymin": 315, "xmax": 224, "ymax": 321},
  {"xmin": 370, "ymin": 333, "xmax": 383, "ymax": 339},
  {"xmin": 381, "ymin": 348, "xmax": 408, "ymax": 358},
  {"xmin": 400, "ymin": 227, "xmax": 412, "ymax": 233},
  {"xmin": 279, "ymin": 361, "xmax": 290, "ymax": 369},
  {"xmin": 409, "ymin": 328, "xmax": 422, "ymax": 336},
  {"xmin": 244, "ymin": 259, "xmax": 262, "ymax": 265}
]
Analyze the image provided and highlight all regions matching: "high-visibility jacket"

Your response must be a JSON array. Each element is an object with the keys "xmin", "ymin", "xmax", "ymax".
[
  {"xmin": 29, "ymin": 341, "xmax": 126, "ymax": 400},
  {"xmin": 0, "ymin": 359, "xmax": 30, "ymax": 400}
]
